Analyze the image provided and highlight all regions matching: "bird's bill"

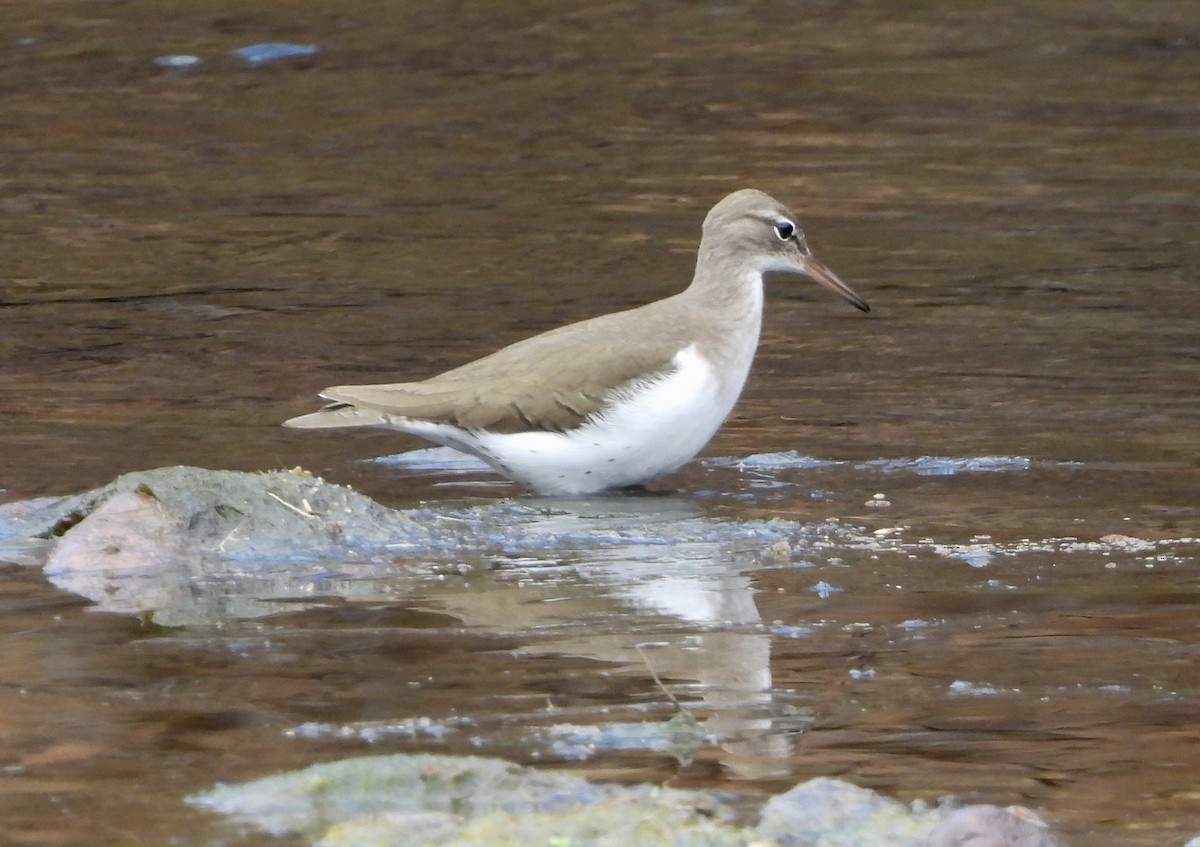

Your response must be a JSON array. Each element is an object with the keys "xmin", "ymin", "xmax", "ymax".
[{"xmin": 801, "ymin": 255, "xmax": 870, "ymax": 313}]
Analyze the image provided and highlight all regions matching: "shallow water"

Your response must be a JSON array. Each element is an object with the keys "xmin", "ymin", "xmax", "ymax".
[{"xmin": 1, "ymin": 1, "xmax": 1198, "ymax": 845}]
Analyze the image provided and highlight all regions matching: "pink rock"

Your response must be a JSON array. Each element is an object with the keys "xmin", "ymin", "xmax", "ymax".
[
  {"xmin": 45, "ymin": 491, "xmax": 183, "ymax": 574},
  {"xmin": 44, "ymin": 490, "xmax": 189, "ymax": 615}
]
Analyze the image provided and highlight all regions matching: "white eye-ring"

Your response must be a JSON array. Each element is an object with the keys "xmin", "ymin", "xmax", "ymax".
[{"xmin": 773, "ymin": 219, "xmax": 796, "ymax": 241}]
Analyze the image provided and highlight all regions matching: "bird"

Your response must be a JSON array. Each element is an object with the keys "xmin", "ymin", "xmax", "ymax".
[{"xmin": 284, "ymin": 189, "xmax": 869, "ymax": 495}]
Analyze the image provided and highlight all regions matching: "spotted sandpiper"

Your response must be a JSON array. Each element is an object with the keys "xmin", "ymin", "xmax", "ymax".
[{"xmin": 284, "ymin": 189, "xmax": 869, "ymax": 495}]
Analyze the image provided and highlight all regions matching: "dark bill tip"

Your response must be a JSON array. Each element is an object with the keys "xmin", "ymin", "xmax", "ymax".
[{"xmin": 802, "ymin": 255, "xmax": 870, "ymax": 313}]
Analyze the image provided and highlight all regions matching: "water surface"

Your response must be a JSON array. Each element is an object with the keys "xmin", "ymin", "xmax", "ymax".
[{"xmin": 1, "ymin": 1, "xmax": 1197, "ymax": 845}]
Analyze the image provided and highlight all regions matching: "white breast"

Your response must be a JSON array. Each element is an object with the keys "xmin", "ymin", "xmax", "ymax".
[{"xmin": 466, "ymin": 344, "xmax": 744, "ymax": 495}]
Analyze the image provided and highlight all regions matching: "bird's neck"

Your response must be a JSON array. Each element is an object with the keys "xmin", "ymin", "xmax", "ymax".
[
  {"xmin": 677, "ymin": 253, "xmax": 765, "ymax": 384},
  {"xmin": 685, "ymin": 248, "xmax": 765, "ymax": 320}
]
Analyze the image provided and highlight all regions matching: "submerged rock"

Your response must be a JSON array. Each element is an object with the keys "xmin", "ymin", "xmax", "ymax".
[
  {"xmin": 0, "ymin": 465, "xmax": 864, "ymax": 624},
  {"xmin": 231, "ymin": 42, "xmax": 319, "ymax": 66},
  {"xmin": 2, "ymin": 465, "xmax": 841, "ymax": 569},
  {"xmin": 153, "ymin": 54, "xmax": 202, "ymax": 70},
  {"xmin": 2, "ymin": 463, "xmax": 1189, "ymax": 629}
]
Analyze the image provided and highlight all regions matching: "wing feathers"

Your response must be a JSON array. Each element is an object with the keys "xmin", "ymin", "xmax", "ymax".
[{"xmin": 287, "ymin": 298, "xmax": 691, "ymax": 434}]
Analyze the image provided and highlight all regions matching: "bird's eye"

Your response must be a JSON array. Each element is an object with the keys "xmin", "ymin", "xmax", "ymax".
[{"xmin": 773, "ymin": 220, "xmax": 796, "ymax": 241}]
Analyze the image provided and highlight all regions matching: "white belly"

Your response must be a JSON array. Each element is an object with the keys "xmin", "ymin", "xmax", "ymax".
[{"xmin": 400, "ymin": 345, "xmax": 743, "ymax": 495}]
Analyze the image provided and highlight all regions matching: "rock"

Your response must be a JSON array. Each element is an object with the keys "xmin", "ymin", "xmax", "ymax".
[
  {"xmin": 322, "ymin": 796, "xmax": 759, "ymax": 847},
  {"xmin": 190, "ymin": 753, "xmax": 1074, "ymax": 847},
  {"xmin": 756, "ymin": 776, "xmax": 940, "ymax": 846},
  {"xmin": 231, "ymin": 43, "xmax": 319, "ymax": 66},
  {"xmin": 927, "ymin": 804, "xmax": 1065, "ymax": 847},
  {"xmin": 5, "ymin": 466, "xmax": 435, "ymax": 623},
  {"xmin": 188, "ymin": 752, "xmax": 743, "ymax": 845},
  {"xmin": 45, "ymin": 490, "xmax": 183, "ymax": 575},
  {"xmin": 35, "ymin": 466, "xmax": 430, "ymax": 564},
  {"xmin": 153, "ymin": 54, "xmax": 202, "ymax": 70},
  {"xmin": 43, "ymin": 489, "xmax": 190, "ymax": 616}
]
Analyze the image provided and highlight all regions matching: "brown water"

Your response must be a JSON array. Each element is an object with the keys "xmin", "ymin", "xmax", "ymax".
[{"xmin": 1, "ymin": 1, "xmax": 1198, "ymax": 845}]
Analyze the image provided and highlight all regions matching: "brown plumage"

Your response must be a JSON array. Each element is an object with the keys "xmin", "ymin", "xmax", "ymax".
[{"xmin": 285, "ymin": 189, "xmax": 868, "ymax": 494}]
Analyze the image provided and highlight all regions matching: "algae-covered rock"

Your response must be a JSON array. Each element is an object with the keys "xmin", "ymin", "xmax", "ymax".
[
  {"xmin": 191, "ymin": 753, "xmax": 1072, "ymax": 847},
  {"xmin": 188, "ymin": 752, "xmax": 734, "ymax": 843},
  {"xmin": 37, "ymin": 465, "xmax": 430, "ymax": 563},
  {"xmin": 322, "ymin": 795, "xmax": 762, "ymax": 847},
  {"xmin": 3, "ymin": 466, "xmax": 439, "ymax": 623}
]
